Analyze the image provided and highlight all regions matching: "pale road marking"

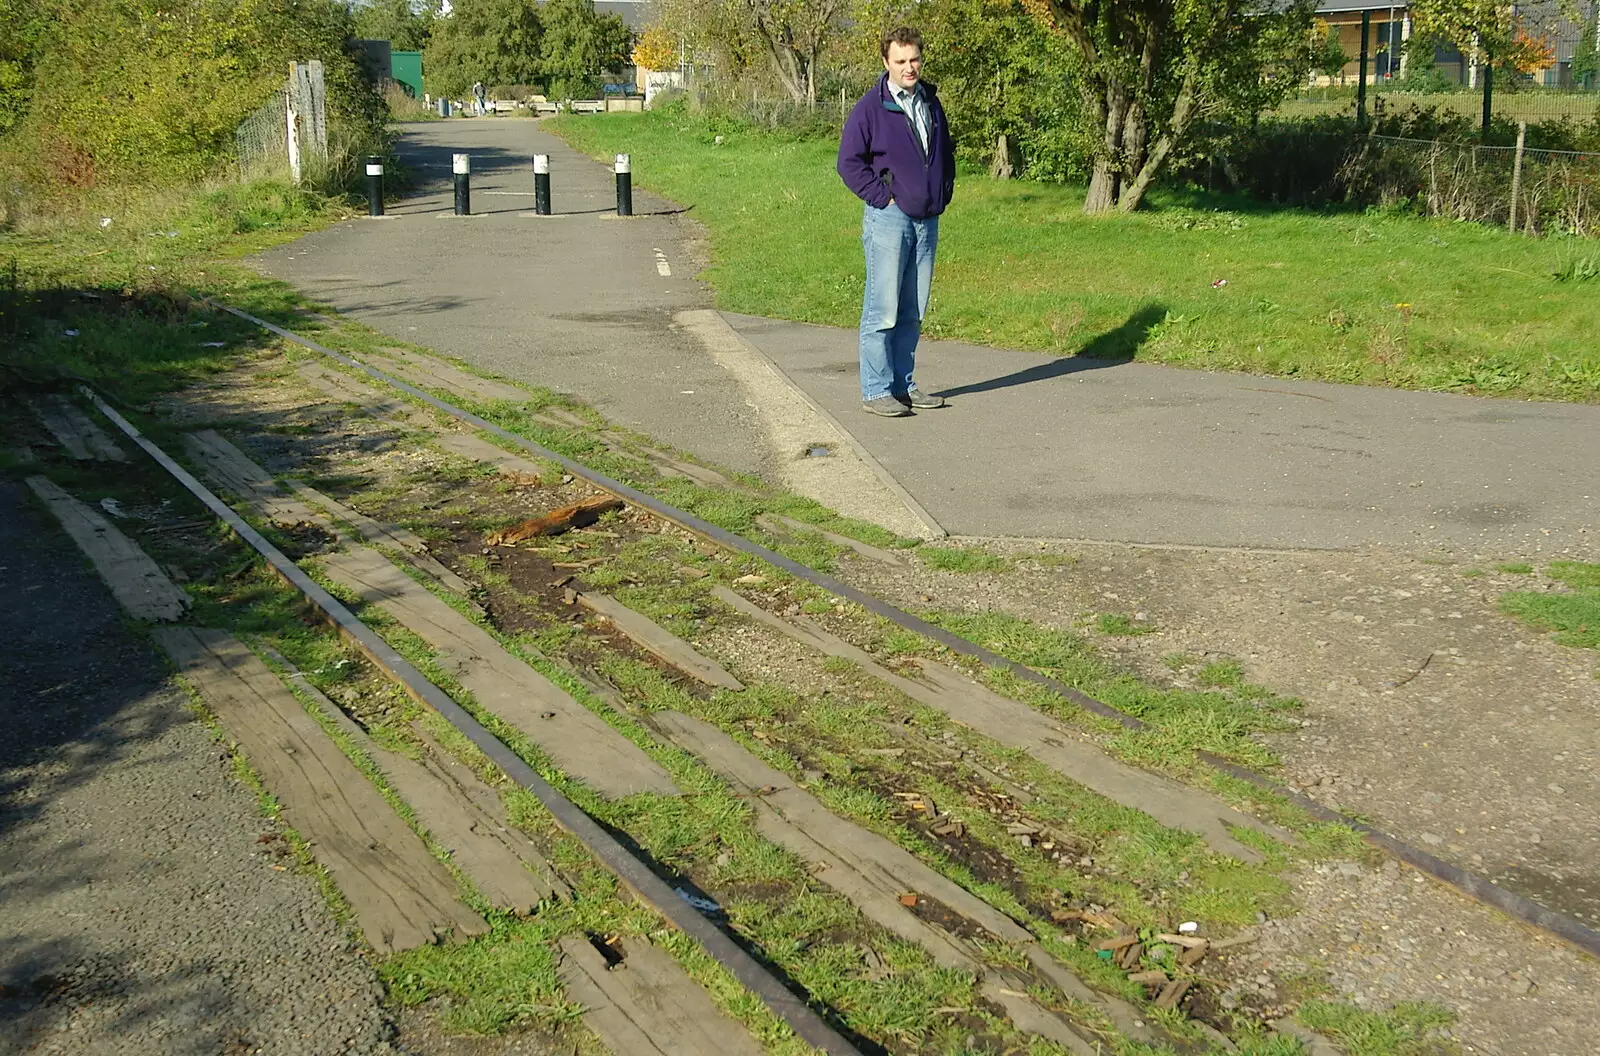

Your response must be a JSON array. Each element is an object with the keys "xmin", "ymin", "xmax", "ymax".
[
  {"xmin": 674, "ymin": 309, "xmax": 943, "ymax": 540},
  {"xmin": 653, "ymin": 248, "xmax": 672, "ymax": 277}
]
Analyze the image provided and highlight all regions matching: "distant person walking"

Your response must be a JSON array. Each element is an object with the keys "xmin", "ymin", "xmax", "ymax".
[
  {"xmin": 836, "ymin": 26, "xmax": 955, "ymax": 418},
  {"xmin": 472, "ymin": 81, "xmax": 487, "ymax": 116}
]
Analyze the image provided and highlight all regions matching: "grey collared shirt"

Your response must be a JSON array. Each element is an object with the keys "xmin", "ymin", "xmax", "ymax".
[{"xmin": 893, "ymin": 84, "xmax": 928, "ymax": 153}]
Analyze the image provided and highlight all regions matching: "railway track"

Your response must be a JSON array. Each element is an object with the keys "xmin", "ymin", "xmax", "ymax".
[{"xmin": 22, "ymin": 301, "xmax": 1597, "ymax": 1055}]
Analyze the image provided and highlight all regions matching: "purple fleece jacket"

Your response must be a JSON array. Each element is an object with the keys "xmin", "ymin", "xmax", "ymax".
[{"xmin": 837, "ymin": 74, "xmax": 955, "ymax": 220}]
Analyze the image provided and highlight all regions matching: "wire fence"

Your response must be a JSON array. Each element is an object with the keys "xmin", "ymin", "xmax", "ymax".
[
  {"xmin": 1279, "ymin": 83, "xmax": 1600, "ymax": 130},
  {"xmin": 1209, "ymin": 124, "xmax": 1600, "ymax": 237},
  {"xmin": 234, "ymin": 90, "xmax": 288, "ymax": 178}
]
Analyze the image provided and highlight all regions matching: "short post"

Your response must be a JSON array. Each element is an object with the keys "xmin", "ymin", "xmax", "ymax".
[
  {"xmin": 614, "ymin": 153, "xmax": 632, "ymax": 217},
  {"xmin": 1357, "ymin": 10, "xmax": 1371, "ymax": 128},
  {"xmin": 534, "ymin": 154, "xmax": 552, "ymax": 215},
  {"xmin": 1509, "ymin": 120, "xmax": 1527, "ymax": 233},
  {"xmin": 453, "ymin": 153, "xmax": 471, "ymax": 215},
  {"xmin": 365, "ymin": 156, "xmax": 384, "ymax": 216}
]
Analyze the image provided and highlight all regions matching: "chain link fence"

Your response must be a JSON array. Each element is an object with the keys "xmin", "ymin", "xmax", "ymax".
[
  {"xmin": 1280, "ymin": 82, "xmax": 1600, "ymax": 132},
  {"xmin": 231, "ymin": 63, "xmax": 328, "ymax": 182},
  {"xmin": 234, "ymin": 90, "xmax": 289, "ymax": 178}
]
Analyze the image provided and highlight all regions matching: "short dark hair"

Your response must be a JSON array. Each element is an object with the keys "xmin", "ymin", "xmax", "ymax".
[{"xmin": 881, "ymin": 26, "xmax": 924, "ymax": 60}]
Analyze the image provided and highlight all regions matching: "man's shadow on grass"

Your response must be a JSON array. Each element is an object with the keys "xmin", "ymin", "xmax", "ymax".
[{"xmin": 933, "ymin": 302, "xmax": 1167, "ymax": 400}]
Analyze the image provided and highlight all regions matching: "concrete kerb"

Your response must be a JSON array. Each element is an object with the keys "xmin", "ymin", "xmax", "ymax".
[
  {"xmin": 675, "ymin": 309, "xmax": 945, "ymax": 541},
  {"xmin": 675, "ymin": 307, "xmax": 947, "ymax": 540}
]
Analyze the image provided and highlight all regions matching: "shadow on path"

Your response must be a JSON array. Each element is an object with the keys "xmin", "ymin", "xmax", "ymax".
[{"xmin": 933, "ymin": 303, "xmax": 1167, "ymax": 399}]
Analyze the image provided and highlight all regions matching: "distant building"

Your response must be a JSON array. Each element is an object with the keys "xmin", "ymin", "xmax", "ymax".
[
  {"xmin": 592, "ymin": 0, "xmax": 650, "ymax": 29},
  {"xmin": 1314, "ymin": 1, "xmax": 1597, "ymax": 87}
]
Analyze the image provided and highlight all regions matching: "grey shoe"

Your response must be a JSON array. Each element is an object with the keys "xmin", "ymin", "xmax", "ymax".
[
  {"xmin": 862, "ymin": 395, "xmax": 912, "ymax": 417},
  {"xmin": 901, "ymin": 387, "xmax": 946, "ymax": 409}
]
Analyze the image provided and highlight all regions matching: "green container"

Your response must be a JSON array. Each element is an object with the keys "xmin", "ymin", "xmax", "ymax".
[{"xmin": 391, "ymin": 50, "xmax": 424, "ymax": 99}]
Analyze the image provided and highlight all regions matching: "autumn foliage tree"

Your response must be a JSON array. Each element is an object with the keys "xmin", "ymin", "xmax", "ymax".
[
  {"xmin": 1408, "ymin": 0, "xmax": 1578, "ymax": 80},
  {"xmin": 632, "ymin": 24, "xmax": 681, "ymax": 72},
  {"xmin": 1023, "ymin": 0, "xmax": 1318, "ymax": 214}
]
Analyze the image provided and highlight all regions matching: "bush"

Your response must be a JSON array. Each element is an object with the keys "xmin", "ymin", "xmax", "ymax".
[{"xmin": 2, "ymin": 0, "xmax": 385, "ymax": 192}]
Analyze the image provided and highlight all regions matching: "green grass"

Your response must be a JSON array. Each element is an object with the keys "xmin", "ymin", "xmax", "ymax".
[
  {"xmin": 1501, "ymin": 561, "xmax": 1600, "ymax": 651},
  {"xmin": 2, "ymin": 178, "xmax": 350, "ymax": 402},
  {"xmin": 549, "ymin": 109, "xmax": 1599, "ymax": 403},
  {"xmin": 902, "ymin": 608, "xmax": 1303, "ymax": 772},
  {"xmin": 1096, "ymin": 613, "xmax": 1156, "ymax": 637},
  {"xmin": 918, "ymin": 545, "xmax": 1010, "ymax": 573},
  {"xmin": 1296, "ymin": 999, "xmax": 1458, "ymax": 1056},
  {"xmin": 1497, "ymin": 562, "xmax": 1534, "ymax": 574}
]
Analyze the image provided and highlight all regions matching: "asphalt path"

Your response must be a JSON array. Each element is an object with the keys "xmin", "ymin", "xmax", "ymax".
[
  {"xmin": 251, "ymin": 118, "xmax": 770, "ymax": 478},
  {"xmin": 725, "ymin": 313, "xmax": 1600, "ymax": 552}
]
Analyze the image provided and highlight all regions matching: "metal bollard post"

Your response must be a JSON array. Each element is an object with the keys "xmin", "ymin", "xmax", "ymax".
[
  {"xmin": 364, "ymin": 156, "xmax": 384, "ymax": 217},
  {"xmin": 533, "ymin": 154, "xmax": 551, "ymax": 216},
  {"xmin": 614, "ymin": 154, "xmax": 632, "ymax": 217},
  {"xmin": 453, "ymin": 153, "xmax": 471, "ymax": 216}
]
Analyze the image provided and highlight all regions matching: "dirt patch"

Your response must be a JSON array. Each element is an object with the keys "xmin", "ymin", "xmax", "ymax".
[{"xmin": 843, "ymin": 541, "xmax": 1600, "ymax": 918}]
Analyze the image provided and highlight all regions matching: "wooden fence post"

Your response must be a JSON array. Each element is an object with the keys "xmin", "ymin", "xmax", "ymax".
[
  {"xmin": 306, "ymin": 59, "xmax": 328, "ymax": 155},
  {"xmin": 1509, "ymin": 120, "xmax": 1527, "ymax": 233},
  {"xmin": 286, "ymin": 63, "xmax": 303, "ymax": 184}
]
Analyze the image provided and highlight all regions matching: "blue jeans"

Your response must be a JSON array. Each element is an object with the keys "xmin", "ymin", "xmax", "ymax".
[{"xmin": 859, "ymin": 203, "xmax": 938, "ymax": 401}]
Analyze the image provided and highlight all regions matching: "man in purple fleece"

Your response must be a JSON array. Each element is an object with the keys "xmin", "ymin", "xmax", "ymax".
[{"xmin": 837, "ymin": 26, "xmax": 956, "ymax": 418}]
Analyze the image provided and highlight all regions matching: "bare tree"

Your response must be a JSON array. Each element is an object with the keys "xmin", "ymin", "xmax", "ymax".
[{"xmin": 739, "ymin": 0, "xmax": 850, "ymax": 106}]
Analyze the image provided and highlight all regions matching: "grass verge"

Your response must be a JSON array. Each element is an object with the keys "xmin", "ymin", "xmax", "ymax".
[{"xmin": 549, "ymin": 108, "xmax": 1598, "ymax": 403}]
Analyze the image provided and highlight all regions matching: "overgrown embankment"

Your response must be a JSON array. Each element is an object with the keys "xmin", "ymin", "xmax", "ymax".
[
  {"xmin": 1, "ymin": 0, "xmax": 383, "ymax": 205},
  {"xmin": 0, "ymin": 0, "xmax": 390, "ymax": 403}
]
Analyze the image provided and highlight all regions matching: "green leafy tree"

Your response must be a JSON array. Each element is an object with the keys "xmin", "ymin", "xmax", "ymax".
[
  {"xmin": 423, "ymin": 0, "xmax": 542, "ymax": 96},
  {"xmin": 737, "ymin": 0, "xmax": 851, "ymax": 105},
  {"xmin": 1025, "ymin": 0, "xmax": 1319, "ymax": 213},
  {"xmin": 1308, "ymin": 18, "xmax": 1349, "ymax": 83},
  {"xmin": 540, "ymin": 0, "xmax": 630, "ymax": 99},
  {"xmin": 1407, "ymin": 0, "xmax": 1516, "ymax": 60},
  {"xmin": 920, "ymin": 0, "xmax": 1081, "ymax": 179},
  {"xmin": 351, "ymin": 0, "xmax": 438, "ymax": 51},
  {"xmin": 1409, "ymin": 0, "xmax": 1587, "ymax": 91},
  {"xmin": 653, "ymin": 0, "xmax": 847, "ymax": 104},
  {"xmin": 653, "ymin": 0, "xmax": 759, "ymax": 77},
  {"xmin": 0, "ymin": 0, "xmax": 66, "ymax": 137}
]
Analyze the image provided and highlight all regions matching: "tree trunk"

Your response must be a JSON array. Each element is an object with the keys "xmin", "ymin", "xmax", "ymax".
[
  {"xmin": 991, "ymin": 133, "xmax": 1017, "ymax": 179},
  {"xmin": 1116, "ymin": 69, "xmax": 1200, "ymax": 212},
  {"xmin": 1084, "ymin": 159, "xmax": 1120, "ymax": 212},
  {"xmin": 1083, "ymin": 85, "xmax": 1133, "ymax": 214}
]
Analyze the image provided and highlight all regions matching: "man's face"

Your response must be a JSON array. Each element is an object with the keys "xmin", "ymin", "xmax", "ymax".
[{"xmin": 884, "ymin": 42, "xmax": 922, "ymax": 91}]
